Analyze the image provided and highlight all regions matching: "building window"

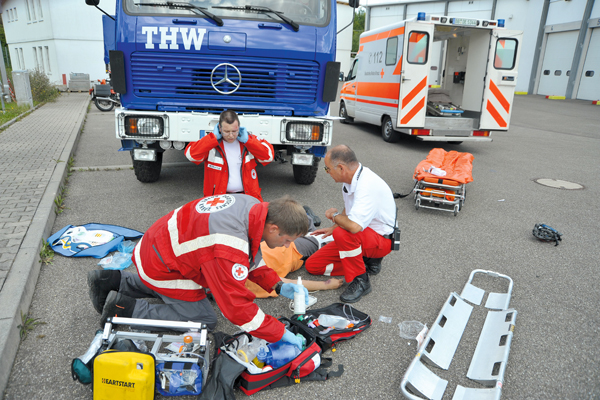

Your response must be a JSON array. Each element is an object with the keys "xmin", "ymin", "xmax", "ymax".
[
  {"xmin": 543, "ymin": 70, "xmax": 550, "ymax": 75},
  {"xmin": 14, "ymin": 50, "xmax": 21, "ymax": 69},
  {"xmin": 25, "ymin": 0, "xmax": 32, "ymax": 22},
  {"xmin": 45, "ymin": 46, "xmax": 51, "ymax": 73},
  {"xmin": 554, "ymin": 70, "xmax": 561, "ymax": 76},
  {"xmin": 36, "ymin": 0, "xmax": 43, "ymax": 19},
  {"xmin": 38, "ymin": 47, "xmax": 44, "ymax": 73},
  {"xmin": 585, "ymin": 70, "xmax": 595, "ymax": 77},
  {"xmin": 30, "ymin": 0, "xmax": 37, "ymax": 21},
  {"xmin": 19, "ymin": 48, "xmax": 25, "ymax": 69},
  {"xmin": 33, "ymin": 47, "xmax": 39, "ymax": 70},
  {"xmin": 14, "ymin": 7, "xmax": 18, "ymax": 21}
]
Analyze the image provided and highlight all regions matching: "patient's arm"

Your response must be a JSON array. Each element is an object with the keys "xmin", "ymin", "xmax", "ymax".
[{"xmin": 281, "ymin": 277, "xmax": 344, "ymax": 291}]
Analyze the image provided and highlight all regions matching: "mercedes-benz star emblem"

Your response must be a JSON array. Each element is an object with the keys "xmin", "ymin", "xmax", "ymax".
[{"xmin": 211, "ymin": 63, "xmax": 242, "ymax": 95}]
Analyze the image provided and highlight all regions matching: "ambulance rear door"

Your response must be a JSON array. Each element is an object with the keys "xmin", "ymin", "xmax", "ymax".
[
  {"xmin": 396, "ymin": 21, "xmax": 434, "ymax": 128},
  {"xmin": 479, "ymin": 30, "xmax": 522, "ymax": 130}
]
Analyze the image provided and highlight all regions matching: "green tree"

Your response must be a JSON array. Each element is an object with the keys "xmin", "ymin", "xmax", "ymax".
[{"xmin": 352, "ymin": 8, "xmax": 365, "ymax": 54}]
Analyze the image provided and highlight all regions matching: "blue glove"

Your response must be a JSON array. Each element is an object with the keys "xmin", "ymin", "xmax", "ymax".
[
  {"xmin": 281, "ymin": 328, "xmax": 303, "ymax": 350},
  {"xmin": 212, "ymin": 125, "xmax": 222, "ymax": 140},
  {"xmin": 237, "ymin": 127, "xmax": 249, "ymax": 143},
  {"xmin": 279, "ymin": 282, "xmax": 309, "ymax": 305}
]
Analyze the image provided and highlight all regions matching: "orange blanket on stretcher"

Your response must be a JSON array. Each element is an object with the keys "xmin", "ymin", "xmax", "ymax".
[{"xmin": 414, "ymin": 148, "xmax": 474, "ymax": 184}]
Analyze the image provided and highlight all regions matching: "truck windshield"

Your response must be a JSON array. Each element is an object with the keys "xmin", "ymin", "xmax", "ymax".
[{"xmin": 125, "ymin": 0, "xmax": 329, "ymax": 26}]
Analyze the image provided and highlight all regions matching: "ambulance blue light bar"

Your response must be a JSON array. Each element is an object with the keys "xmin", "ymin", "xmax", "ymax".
[
  {"xmin": 426, "ymin": 15, "xmax": 502, "ymax": 28},
  {"xmin": 417, "ymin": 12, "xmax": 426, "ymax": 21}
]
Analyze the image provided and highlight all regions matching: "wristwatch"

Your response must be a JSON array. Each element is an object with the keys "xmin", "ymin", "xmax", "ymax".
[
  {"xmin": 332, "ymin": 212, "xmax": 340, "ymax": 223},
  {"xmin": 274, "ymin": 281, "xmax": 284, "ymax": 295}
]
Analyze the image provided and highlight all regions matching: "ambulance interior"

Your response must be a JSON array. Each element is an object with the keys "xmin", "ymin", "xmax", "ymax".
[{"xmin": 430, "ymin": 25, "xmax": 492, "ymax": 121}]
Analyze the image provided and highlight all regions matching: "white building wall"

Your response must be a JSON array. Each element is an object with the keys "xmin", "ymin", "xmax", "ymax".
[
  {"xmin": 546, "ymin": 0, "xmax": 588, "ymax": 25},
  {"xmin": 2, "ymin": 0, "xmax": 115, "ymax": 87},
  {"xmin": 592, "ymin": 0, "xmax": 600, "ymax": 18}
]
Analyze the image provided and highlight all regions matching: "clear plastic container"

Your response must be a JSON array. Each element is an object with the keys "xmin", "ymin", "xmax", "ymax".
[{"xmin": 317, "ymin": 314, "xmax": 351, "ymax": 329}]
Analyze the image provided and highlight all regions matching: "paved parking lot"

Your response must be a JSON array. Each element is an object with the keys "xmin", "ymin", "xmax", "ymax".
[{"xmin": 3, "ymin": 95, "xmax": 600, "ymax": 399}]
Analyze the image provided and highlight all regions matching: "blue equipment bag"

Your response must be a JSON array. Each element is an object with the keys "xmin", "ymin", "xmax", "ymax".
[{"xmin": 47, "ymin": 223, "xmax": 144, "ymax": 258}]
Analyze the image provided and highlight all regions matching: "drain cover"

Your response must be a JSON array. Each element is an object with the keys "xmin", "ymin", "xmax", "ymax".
[{"xmin": 534, "ymin": 179, "xmax": 584, "ymax": 190}]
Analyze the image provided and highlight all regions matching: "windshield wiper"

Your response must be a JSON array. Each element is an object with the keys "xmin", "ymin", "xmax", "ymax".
[
  {"xmin": 136, "ymin": 2, "xmax": 223, "ymax": 26},
  {"xmin": 212, "ymin": 5, "xmax": 299, "ymax": 32}
]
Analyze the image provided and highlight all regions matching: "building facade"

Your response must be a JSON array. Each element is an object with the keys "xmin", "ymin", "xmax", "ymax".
[{"xmin": 360, "ymin": 0, "xmax": 599, "ymax": 100}]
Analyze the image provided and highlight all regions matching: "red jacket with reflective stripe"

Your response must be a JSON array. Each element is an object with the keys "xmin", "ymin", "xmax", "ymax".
[
  {"xmin": 184, "ymin": 133, "xmax": 274, "ymax": 201},
  {"xmin": 131, "ymin": 194, "xmax": 284, "ymax": 343}
]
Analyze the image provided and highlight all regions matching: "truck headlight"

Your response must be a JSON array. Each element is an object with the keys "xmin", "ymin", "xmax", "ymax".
[
  {"xmin": 133, "ymin": 148, "xmax": 156, "ymax": 161},
  {"xmin": 286, "ymin": 122, "xmax": 323, "ymax": 142},
  {"xmin": 125, "ymin": 116, "xmax": 164, "ymax": 138}
]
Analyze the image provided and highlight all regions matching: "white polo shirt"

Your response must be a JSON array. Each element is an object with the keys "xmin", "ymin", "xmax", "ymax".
[{"xmin": 342, "ymin": 164, "xmax": 396, "ymax": 236}]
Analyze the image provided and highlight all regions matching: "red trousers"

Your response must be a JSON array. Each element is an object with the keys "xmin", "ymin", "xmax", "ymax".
[{"xmin": 304, "ymin": 227, "xmax": 391, "ymax": 282}]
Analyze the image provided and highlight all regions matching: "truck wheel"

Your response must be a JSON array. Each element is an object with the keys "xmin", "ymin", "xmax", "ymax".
[
  {"xmin": 293, "ymin": 157, "xmax": 320, "ymax": 185},
  {"xmin": 339, "ymin": 102, "xmax": 353, "ymax": 124},
  {"xmin": 131, "ymin": 151, "xmax": 163, "ymax": 183},
  {"xmin": 381, "ymin": 116, "xmax": 401, "ymax": 143},
  {"xmin": 94, "ymin": 98, "xmax": 115, "ymax": 112}
]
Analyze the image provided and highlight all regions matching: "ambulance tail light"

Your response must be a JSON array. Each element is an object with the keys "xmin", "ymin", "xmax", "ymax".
[
  {"xmin": 473, "ymin": 130, "xmax": 490, "ymax": 137},
  {"xmin": 411, "ymin": 129, "xmax": 431, "ymax": 136}
]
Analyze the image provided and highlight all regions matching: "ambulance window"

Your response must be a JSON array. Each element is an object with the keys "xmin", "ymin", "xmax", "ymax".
[
  {"xmin": 386, "ymin": 37, "xmax": 398, "ymax": 65},
  {"xmin": 406, "ymin": 32, "xmax": 429, "ymax": 64},
  {"xmin": 494, "ymin": 38, "xmax": 518, "ymax": 70},
  {"xmin": 348, "ymin": 59, "xmax": 358, "ymax": 80}
]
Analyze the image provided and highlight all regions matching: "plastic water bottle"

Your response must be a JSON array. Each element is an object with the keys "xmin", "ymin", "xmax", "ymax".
[
  {"xmin": 317, "ymin": 314, "xmax": 352, "ymax": 329},
  {"xmin": 294, "ymin": 277, "xmax": 306, "ymax": 314}
]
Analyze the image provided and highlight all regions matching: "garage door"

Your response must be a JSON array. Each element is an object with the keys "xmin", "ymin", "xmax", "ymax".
[
  {"xmin": 576, "ymin": 28, "xmax": 600, "ymax": 101},
  {"xmin": 537, "ymin": 31, "xmax": 579, "ymax": 96}
]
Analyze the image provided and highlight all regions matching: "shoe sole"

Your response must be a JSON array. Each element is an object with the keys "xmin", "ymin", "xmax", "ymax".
[
  {"xmin": 100, "ymin": 291, "xmax": 119, "ymax": 327},
  {"xmin": 340, "ymin": 285, "xmax": 372, "ymax": 304},
  {"xmin": 87, "ymin": 270, "xmax": 104, "ymax": 314}
]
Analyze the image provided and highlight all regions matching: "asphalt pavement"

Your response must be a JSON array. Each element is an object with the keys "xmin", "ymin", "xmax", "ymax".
[{"xmin": 2, "ymin": 94, "xmax": 600, "ymax": 399}]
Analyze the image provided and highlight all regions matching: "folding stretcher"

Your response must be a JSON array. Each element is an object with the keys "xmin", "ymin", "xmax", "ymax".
[
  {"xmin": 400, "ymin": 270, "xmax": 516, "ymax": 400},
  {"xmin": 413, "ymin": 148, "xmax": 474, "ymax": 216}
]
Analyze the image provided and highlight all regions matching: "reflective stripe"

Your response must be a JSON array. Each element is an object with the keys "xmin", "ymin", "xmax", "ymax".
[
  {"xmin": 168, "ymin": 207, "xmax": 249, "ymax": 257},
  {"xmin": 256, "ymin": 142, "xmax": 274, "ymax": 163},
  {"xmin": 185, "ymin": 147, "xmax": 204, "ymax": 163},
  {"xmin": 249, "ymin": 258, "xmax": 265, "ymax": 273},
  {"xmin": 135, "ymin": 235, "xmax": 204, "ymax": 291},
  {"xmin": 207, "ymin": 148, "xmax": 224, "ymax": 164},
  {"xmin": 238, "ymin": 308, "xmax": 266, "ymax": 332},
  {"xmin": 339, "ymin": 246, "xmax": 362, "ymax": 259},
  {"xmin": 244, "ymin": 153, "xmax": 254, "ymax": 163},
  {"xmin": 324, "ymin": 263, "xmax": 334, "ymax": 276}
]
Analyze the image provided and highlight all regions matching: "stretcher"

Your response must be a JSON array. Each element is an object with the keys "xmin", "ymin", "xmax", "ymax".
[
  {"xmin": 413, "ymin": 148, "xmax": 474, "ymax": 216},
  {"xmin": 400, "ymin": 270, "xmax": 517, "ymax": 400}
]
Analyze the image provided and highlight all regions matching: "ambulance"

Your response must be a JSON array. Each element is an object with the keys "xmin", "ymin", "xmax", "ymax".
[{"xmin": 339, "ymin": 13, "xmax": 523, "ymax": 143}]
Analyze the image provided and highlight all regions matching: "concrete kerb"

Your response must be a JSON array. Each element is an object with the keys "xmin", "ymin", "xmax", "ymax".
[{"xmin": 0, "ymin": 97, "xmax": 90, "ymax": 396}]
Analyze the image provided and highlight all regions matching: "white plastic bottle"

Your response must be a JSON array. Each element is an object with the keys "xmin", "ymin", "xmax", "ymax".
[
  {"xmin": 317, "ymin": 314, "xmax": 351, "ymax": 329},
  {"xmin": 294, "ymin": 277, "xmax": 306, "ymax": 314}
]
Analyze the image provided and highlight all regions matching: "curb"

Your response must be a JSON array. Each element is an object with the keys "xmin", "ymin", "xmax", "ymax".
[{"xmin": 0, "ymin": 96, "xmax": 90, "ymax": 396}]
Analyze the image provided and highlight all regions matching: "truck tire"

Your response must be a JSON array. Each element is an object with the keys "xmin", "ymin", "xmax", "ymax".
[
  {"xmin": 293, "ymin": 157, "xmax": 321, "ymax": 185},
  {"xmin": 381, "ymin": 116, "xmax": 401, "ymax": 143},
  {"xmin": 131, "ymin": 151, "xmax": 163, "ymax": 183},
  {"xmin": 339, "ymin": 101, "xmax": 353, "ymax": 124},
  {"xmin": 94, "ymin": 98, "xmax": 115, "ymax": 112}
]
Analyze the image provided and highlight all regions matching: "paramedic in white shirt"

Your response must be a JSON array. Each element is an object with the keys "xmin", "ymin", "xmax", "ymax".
[{"xmin": 305, "ymin": 145, "xmax": 396, "ymax": 303}]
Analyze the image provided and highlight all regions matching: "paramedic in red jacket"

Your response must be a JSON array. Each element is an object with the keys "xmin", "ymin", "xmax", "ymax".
[
  {"xmin": 184, "ymin": 110, "xmax": 274, "ymax": 201},
  {"xmin": 87, "ymin": 194, "xmax": 309, "ymax": 347}
]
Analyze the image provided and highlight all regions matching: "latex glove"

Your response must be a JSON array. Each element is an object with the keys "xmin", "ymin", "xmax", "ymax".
[
  {"xmin": 212, "ymin": 125, "xmax": 222, "ymax": 140},
  {"xmin": 279, "ymin": 282, "xmax": 309, "ymax": 305},
  {"xmin": 281, "ymin": 328, "xmax": 303, "ymax": 350},
  {"xmin": 237, "ymin": 127, "xmax": 249, "ymax": 143}
]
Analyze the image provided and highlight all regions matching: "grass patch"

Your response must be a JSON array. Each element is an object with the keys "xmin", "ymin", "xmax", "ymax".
[
  {"xmin": 39, "ymin": 241, "xmax": 54, "ymax": 265},
  {"xmin": 0, "ymin": 102, "xmax": 33, "ymax": 127},
  {"xmin": 17, "ymin": 311, "xmax": 46, "ymax": 341}
]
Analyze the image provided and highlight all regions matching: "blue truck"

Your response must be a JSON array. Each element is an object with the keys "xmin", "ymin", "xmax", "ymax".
[{"xmin": 86, "ymin": 0, "xmax": 356, "ymax": 184}]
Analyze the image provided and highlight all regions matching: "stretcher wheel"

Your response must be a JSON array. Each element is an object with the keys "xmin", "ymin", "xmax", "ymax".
[
  {"xmin": 415, "ymin": 199, "xmax": 420, "ymax": 211},
  {"xmin": 453, "ymin": 204, "xmax": 459, "ymax": 216}
]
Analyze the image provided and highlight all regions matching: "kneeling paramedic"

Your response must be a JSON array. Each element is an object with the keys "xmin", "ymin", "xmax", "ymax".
[{"xmin": 88, "ymin": 194, "xmax": 309, "ymax": 348}]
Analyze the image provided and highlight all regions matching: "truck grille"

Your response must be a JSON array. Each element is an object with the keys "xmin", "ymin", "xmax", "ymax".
[{"xmin": 130, "ymin": 53, "xmax": 319, "ymax": 105}]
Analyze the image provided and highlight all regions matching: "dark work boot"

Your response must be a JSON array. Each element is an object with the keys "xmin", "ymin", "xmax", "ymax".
[
  {"xmin": 303, "ymin": 205, "xmax": 321, "ymax": 227},
  {"xmin": 100, "ymin": 291, "xmax": 135, "ymax": 326},
  {"xmin": 340, "ymin": 273, "xmax": 371, "ymax": 303},
  {"xmin": 88, "ymin": 270, "xmax": 121, "ymax": 314},
  {"xmin": 363, "ymin": 257, "xmax": 383, "ymax": 276}
]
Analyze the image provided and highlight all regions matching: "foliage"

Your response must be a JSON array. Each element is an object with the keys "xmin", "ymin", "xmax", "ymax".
[
  {"xmin": 29, "ymin": 70, "xmax": 60, "ymax": 103},
  {"xmin": 352, "ymin": 8, "xmax": 366, "ymax": 54},
  {"xmin": 17, "ymin": 311, "xmax": 46, "ymax": 341},
  {"xmin": 0, "ymin": 102, "xmax": 32, "ymax": 128},
  {"xmin": 39, "ymin": 241, "xmax": 55, "ymax": 265}
]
